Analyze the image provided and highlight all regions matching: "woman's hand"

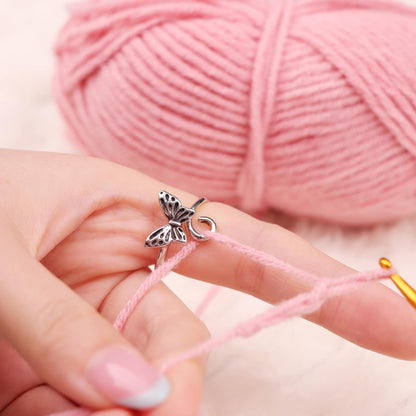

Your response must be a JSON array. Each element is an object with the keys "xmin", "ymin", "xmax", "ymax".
[
  {"xmin": 0, "ymin": 150, "xmax": 210, "ymax": 416},
  {"xmin": 1, "ymin": 149, "xmax": 415, "ymax": 416}
]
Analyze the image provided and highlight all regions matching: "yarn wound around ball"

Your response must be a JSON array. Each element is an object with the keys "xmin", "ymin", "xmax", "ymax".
[{"xmin": 54, "ymin": 0, "xmax": 416, "ymax": 225}]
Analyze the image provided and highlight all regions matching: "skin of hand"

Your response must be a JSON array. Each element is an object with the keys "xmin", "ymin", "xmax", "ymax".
[{"xmin": 1, "ymin": 149, "xmax": 416, "ymax": 416}]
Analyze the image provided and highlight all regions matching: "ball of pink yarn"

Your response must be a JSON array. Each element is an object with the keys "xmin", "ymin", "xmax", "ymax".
[{"xmin": 54, "ymin": 0, "xmax": 416, "ymax": 225}]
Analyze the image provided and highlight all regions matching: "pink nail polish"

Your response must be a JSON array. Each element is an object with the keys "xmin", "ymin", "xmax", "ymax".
[{"xmin": 86, "ymin": 346, "xmax": 170, "ymax": 410}]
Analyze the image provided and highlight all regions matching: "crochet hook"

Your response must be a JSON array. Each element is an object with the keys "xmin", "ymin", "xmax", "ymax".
[{"xmin": 379, "ymin": 258, "xmax": 416, "ymax": 310}]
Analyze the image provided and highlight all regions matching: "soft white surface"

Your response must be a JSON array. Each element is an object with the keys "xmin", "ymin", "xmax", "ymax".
[{"xmin": 1, "ymin": 1, "xmax": 416, "ymax": 415}]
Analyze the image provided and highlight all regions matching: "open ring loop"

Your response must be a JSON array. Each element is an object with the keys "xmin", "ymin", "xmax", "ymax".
[
  {"xmin": 188, "ymin": 215, "xmax": 217, "ymax": 241},
  {"xmin": 187, "ymin": 198, "xmax": 217, "ymax": 241}
]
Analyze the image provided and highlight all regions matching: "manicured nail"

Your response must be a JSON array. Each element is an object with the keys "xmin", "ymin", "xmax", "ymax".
[{"xmin": 86, "ymin": 346, "xmax": 171, "ymax": 410}]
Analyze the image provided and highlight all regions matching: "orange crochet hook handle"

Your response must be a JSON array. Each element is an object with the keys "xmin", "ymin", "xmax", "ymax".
[{"xmin": 379, "ymin": 258, "xmax": 416, "ymax": 310}]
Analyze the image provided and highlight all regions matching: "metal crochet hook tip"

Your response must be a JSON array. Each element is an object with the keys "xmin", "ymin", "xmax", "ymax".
[{"xmin": 379, "ymin": 258, "xmax": 416, "ymax": 310}]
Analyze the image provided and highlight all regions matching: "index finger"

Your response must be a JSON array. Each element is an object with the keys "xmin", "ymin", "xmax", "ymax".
[{"xmin": 170, "ymin": 202, "xmax": 416, "ymax": 360}]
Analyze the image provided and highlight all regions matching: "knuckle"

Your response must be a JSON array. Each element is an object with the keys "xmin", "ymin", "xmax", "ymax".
[
  {"xmin": 316, "ymin": 265, "xmax": 353, "ymax": 327},
  {"xmin": 316, "ymin": 294, "xmax": 344, "ymax": 329},
  {"xmin": 234, "ymin": 222, "xmax": 270, "ymax": 297},
  {"xmin": 236, "ymin": 255, "xmax": 267, "ymax": 297}
]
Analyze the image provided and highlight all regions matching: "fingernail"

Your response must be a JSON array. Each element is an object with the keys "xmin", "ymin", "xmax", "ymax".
[{"xmin": 86, "ymin": 346, "xmax": 170, "ymax": 410}]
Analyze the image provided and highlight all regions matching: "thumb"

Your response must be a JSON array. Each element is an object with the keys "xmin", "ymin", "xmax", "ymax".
[{"xmin": 0, "ymin": 217, "xmax": 170, "ymax": 411}]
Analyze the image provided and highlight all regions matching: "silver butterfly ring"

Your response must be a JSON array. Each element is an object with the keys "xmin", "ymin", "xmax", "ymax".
[{"xmin": 145, "ymin": 191, "xmax": 217, "ymax": 267}]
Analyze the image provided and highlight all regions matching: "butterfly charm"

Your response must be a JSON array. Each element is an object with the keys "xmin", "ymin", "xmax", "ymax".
[{"xmin": 145, "ymin": 191, "xmax": 195, "ymax": 248}]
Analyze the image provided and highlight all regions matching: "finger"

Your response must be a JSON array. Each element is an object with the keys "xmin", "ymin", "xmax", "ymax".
[
  {"xmin": 50, "ymin": 410, "xmax": 133, "ymax": 416},
  {"xmin": 169, "ymin": 202, "xmax": 416, "ymax": 359},
  {"xmin": 88, "ymin": 411, "xmax": 133, "ymax": 416},
  {"xmin": 0, "ymin": 337, "xmax": 41, "ymax": 411},
  {"xmin": 98, "ymin": 269, "xmax": 210, "ymax": 416},
  {"xmin": 0, "ymin": 341, "xmax": 133, "ymax": 416},
  {"xmin": 2, "ymin": 384, "xmax": 77, "ymax": 416},
  {"xmin": 3, "ymin": 380, "xmax": 133, "ymax": 416},
  {"xmin": 0, "ymin": 217, "xmax": 171, "ymax": 412}
]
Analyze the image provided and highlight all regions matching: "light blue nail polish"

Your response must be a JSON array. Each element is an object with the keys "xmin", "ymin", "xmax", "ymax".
[{"xmin": 117, "ymin": 375, "xmax": 171, "ymax": 409}]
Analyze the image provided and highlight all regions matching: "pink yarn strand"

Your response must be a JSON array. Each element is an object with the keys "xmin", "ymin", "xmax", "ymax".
[
  {"xmin": 161, "ymin": 266, "xmax": 392, "ymax": 373},
  {"xmin": 112, "ymin": 230, "xmax": 395, "ymax": 374},
  {"xmin": 113, "ymin": 240, "xmax": 198, "ymax": 331},
  {"xmin": 206, "ymin": 230, "xmax": 322, "ymax": 284},
  {"xmin": 194, "ymin": 285, "xmax": 222, "ymax": 317},
  {"xmin": 238, "ymin": 0, "xmax": 294, "ymax": 211}
]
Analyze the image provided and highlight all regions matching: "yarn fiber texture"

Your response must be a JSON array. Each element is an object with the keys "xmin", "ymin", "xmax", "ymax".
[{"xmin": 54, "ymin": 0, "xmax": 416, "ymax": 225}]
